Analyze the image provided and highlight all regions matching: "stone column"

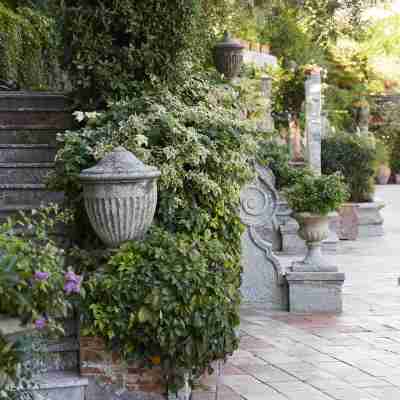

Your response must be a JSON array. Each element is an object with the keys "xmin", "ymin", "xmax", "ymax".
[
  {"xmin": 305, "ymin": 72, "xmax": 322, "ymax": 175},
  {"xmin": 358, "ymin": 103, "xmax": 370, "ymax": 135},
  {"xmin": 261, "ymin": 75, "xmax": 274, "ymax": 132}
]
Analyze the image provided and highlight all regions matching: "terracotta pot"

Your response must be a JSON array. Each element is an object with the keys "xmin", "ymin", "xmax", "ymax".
[
  {"xmin": 377, "ymin": 164, "xmax": 391, "ymax": 185},
  {"xmin": 338, "ymin": 203, "xmax": 359, "ymax": 240}
]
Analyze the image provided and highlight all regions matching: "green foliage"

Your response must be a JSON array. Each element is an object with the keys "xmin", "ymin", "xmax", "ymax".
[
  {"xmin": 259, "ymin": 6, "xmax": 325, "ymax": 66},
  {"xmin": 372, "ymin": 101, "xmax": 400, "ymax": 152},
  {"xmin": 0, "ymin": 206, "xmax": 73, "ymax": 323},
  {"xmin": 82, "ymin": 227, "xmax": 240, "ymax": 391},
  {"xmin": 0, "ymin": 334, "xmax": 34, "ymax": 400},
  {"xmin": 390, "ymin": 133, "xmax": 400, "ymax": 173},
  {"xmin": 375, "ymin": 138, "xmax": 389, "ymax": 165},
  {"xmin": 322, "ymin": 134, "xmax": 376, "ymax": 202},
  {"xmin": 323, "ymin": 42, "xmax": 378, "ymax": 132},
  {"xmin": 55, "ymin": 0, "xmax": 231, "ymax": 107},
  {"xmin": 51, "ymin": 76, "xmax": 264, "ymax": 390},
  {"xmin": 284, "ymin": 172, "xmax": 349, "ymax": 215},
  {"xmin": 0, "ymin": 333, "xmax": 47, "ymax": 400},
  {"xmin": 0, "ymin": 3, "xmax": 59, "ymax": 89},
  {"xmin": 256, "ymin": 141, "xmax": 312, "ymax": 190},
  {"xmin": 0, "ymin": 205, "xmax": 78, "ymax": 398}
]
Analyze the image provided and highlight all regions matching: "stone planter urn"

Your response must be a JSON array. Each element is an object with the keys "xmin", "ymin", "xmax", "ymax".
[
  {"xmin": 79, "ymin": 147, "xmax": 161, "ymax": 248},
  {"xmin": 213, "ymin": 31, "xmax": 244, "ymax": 79},
  {"xmin": 291, "ymin": 212, "xmax": 337, "ymax": 272}
]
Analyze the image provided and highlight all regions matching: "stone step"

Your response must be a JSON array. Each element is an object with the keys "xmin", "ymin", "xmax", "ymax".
[
  {"xmin": 0, "ymin": 91, "xmax": 71, "ymax": 112},
  {"xmin": 0, "ymin": 163, "xmax": 54, "ymax": 184},
  {"xmin": 0, "ymin": 144, "xmax": 57, "ymax": 162},
  {"xmin": 0, "ymin": 111, "xmax": 73, "ymax": 130},
  {"xmin": 0, "ymin": 184, "xmax": 63, "ymax": 206},
  {"xmin": 33, "ymin": 371, "xmax": 88, "ymax": 400},
  {"xmin": 0, "ymin": 204, "xmax": 39, "ymax": 221},
  {"xmin": 43, "ymin": 337, "xmax": 80, "ymax": 373},
  {"xmin": 0, "ymin": 129, "xmax": 60, "ymax": 145}
]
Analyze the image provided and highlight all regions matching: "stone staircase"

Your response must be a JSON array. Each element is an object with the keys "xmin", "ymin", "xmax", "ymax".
[
  {"xmin": 0, "ymin": 92, "xmax": 87, "ymax": 399},
  {"xmin": 0, "ymin": 92, "xmax": 69, "ymax": 221}
]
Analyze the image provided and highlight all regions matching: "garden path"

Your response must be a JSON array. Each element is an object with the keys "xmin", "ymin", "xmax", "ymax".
[{"xmin": 194, "ymin": 185, "xmax": 400, "ymax": 400}]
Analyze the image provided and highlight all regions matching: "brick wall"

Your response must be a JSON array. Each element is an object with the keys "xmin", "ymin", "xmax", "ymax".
[{"xmin": 80, "ymin": 336, "xmax": 166, "ymax": 395}]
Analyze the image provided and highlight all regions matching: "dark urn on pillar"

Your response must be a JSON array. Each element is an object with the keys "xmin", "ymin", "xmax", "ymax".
[{"xmin": 213, "ymin": 31, "xmax": 244, "ymax": 79}]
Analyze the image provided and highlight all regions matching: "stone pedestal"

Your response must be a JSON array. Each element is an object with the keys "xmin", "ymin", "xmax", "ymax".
[
  {"xmin": 286, "ymin": 272, "xmax": 345, "ymax": 313},
  {"xmin": 357, "ymin": 201, "xmax": 385, "ymax": 238},
  {"xmin": 285, "ymin": 213, "xmax": 345, "ymax": 314}
]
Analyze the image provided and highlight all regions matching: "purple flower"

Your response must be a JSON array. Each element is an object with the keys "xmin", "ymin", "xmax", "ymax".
[
  {"xmin": 34, "ymin": 271, "xmax": 49, "ymax": 282},
  {"xmin": 34, "ymin": 318, "xmax": 47, "ymax": 330},
  {"xmin": 64, "ymin": 271, "xmax": 82, "ymax": 294}
]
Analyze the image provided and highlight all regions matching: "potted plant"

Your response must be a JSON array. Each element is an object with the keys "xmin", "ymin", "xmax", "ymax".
[
  {"xmin": 322, "ymin": 134, "xmax": 384, "ymax": 239},
  {"xmin": 390, "ymin": 132, "xmax": 400, "ymax": 184},
  {"xmin": 375, "ymin": 139, "xmax": 391, "ymax": 185},
  {"xmin": 283, "ymin": 173, "xmax": 349, "ymax": 271}
]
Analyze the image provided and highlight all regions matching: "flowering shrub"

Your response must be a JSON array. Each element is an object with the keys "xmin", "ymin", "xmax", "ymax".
[
  {"xmin": 50, "ymin": 76, "xmax": 268, "ymax": 391},
  {"xmin": 0, "ymin": 205, "xmax": 79, "ymax": 325},
  {"xmin": 0, "ymin": 205, "xmax": 81, "ymax": 396}
]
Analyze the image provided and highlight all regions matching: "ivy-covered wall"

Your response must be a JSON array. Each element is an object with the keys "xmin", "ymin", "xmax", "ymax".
[{"xmin": 0, "ymin": 3, "xmax": 60, "ymax": 90}]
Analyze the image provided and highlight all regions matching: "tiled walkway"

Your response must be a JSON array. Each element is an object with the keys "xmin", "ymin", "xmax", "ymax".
[{"xmin": 194, "ymin": 186, "xmax": 400, "ymax": 400}]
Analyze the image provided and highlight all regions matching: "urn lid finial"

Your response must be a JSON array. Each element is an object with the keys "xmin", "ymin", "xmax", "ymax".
[
  {"xmin": 214, "ymin": 31, "xmax": 244, "ymax": 50},
  {"xmin": 79, "ymin": 146, "xmax": 161, "ymax": 182}
]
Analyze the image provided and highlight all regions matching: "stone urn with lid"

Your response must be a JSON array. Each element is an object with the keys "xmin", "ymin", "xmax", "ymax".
[
  {"xmin": 79, "ymin": 147, "xmax": 161, "ymax": 248},
  {"xmin": 213, "ymin": 31, "xmax": 244, "ymax": 79}
]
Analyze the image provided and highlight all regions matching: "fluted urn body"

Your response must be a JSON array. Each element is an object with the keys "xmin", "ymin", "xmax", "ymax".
[
  {"xmin": 79, "ymin": 147, "xmax": 161, "ymax": 248},
  {"xmin": 291, "ymin": 212, "xmax": 338, "ymax": 272},
  {"xmin": 213, "ymin": 31, "xmax": 244, "ymax": 79}
]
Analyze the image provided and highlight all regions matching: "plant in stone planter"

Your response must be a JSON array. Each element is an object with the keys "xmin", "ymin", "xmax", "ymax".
[
  {"xmin": 375, "ymin": 139, "xmax": 391, "ymax": 185},
  {"xmin": 51, "ymin": 79, "xmax": 263, "ymax": 395},
  {"xmin": 390, "ymin": 132, "xmax": 400, "ymax": 184},
  {"xmin": 283, "ymin": 173, "xmax": 349, "ymax": 271},
  {"xmin": 322, "ymin": 134, "xmax": 376, "ymax": 202}
]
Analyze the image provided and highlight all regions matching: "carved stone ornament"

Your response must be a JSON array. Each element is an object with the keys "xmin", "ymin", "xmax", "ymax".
[
  {"xmin": 0, "ymin": 79, "xmax": 20, "ymax": 91},
  {"xmin": 239, "ymin": 163, "xmax": 288, "ymax": 309},
  {"xmin": 79, "ymin": 147, "xmax": 161, "ymax": 248}
]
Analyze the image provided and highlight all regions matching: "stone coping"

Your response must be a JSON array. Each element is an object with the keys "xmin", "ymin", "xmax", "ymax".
[
  {"xmin": 356, "ymin": 200, "xmax": 385, "ymax": 210},
  {"xmin": 0, "ymin": 314, "xmax": 34, "ymax": 337},
  {"xmin": 286, "ymin": 272, "xmax": 345, "ymax": 282},
  {"xmin": 35, "ymin": 372, "xmax": 88, "ymax": 390}
]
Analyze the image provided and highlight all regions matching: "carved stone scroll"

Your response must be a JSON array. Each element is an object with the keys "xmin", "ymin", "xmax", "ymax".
[{"xmin": 239, "ymin": 164, "xmax": 288, "ymax": 309}]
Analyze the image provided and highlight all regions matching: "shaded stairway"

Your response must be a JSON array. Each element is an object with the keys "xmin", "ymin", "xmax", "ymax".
[
  {"xmin": 0, "ymin": 92, "xmax": 87, "ymax": 399},
  {"xmin": 0, "ymin": 92, "xmax": 69, "ymax": 220}
]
